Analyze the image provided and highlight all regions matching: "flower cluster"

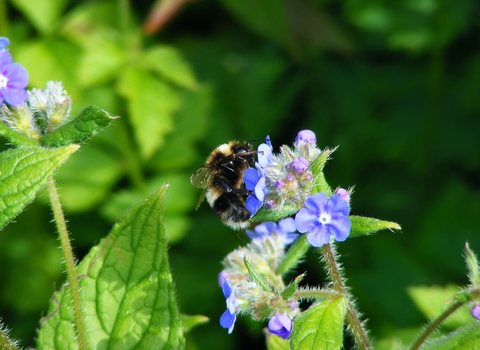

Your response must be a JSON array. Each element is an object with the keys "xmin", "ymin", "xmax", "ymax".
[
  {"xmin": 245, "ymin": 130, "xmax": 352, "ymax": 247},
  {"xmin": 260, "ymin": 130, "xmax": 325, "ymax": 210},
  {"xmin": 219, "ymin": 218, "xmax": 300, "ymax": 338},
  {"xmin": 1, "ymin": 81, "xmax": 72, "ymax": 140},
  {"xmin": 0, "ymin": 37, "xmax": 28, "ymax": 107}
]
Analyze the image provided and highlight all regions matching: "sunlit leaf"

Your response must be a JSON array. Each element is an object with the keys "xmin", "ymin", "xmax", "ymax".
[
  {"xmin": 0, "ymin": 145, "xmax": 79, "ymax": 230},
  {"xmin": 117, "ymin": 66, "xmax": 179, "ymax": 159},
  {"xmin": 36, "ymin": 186, "xmax": 185, "ymax": 349},
  {"xmin": 142, "ymin": 45, "xmax": 198, "ymax": 90},
  {"xmin": 10, "ymin": 0, "xmax": 69, "ymax": 35},
  {"xmin": 41, "ymin": 106, "xmax": 117, "ymax": 147},
  {"xmin": 290, "ymin": 296, "xmax": 347, "ymax": 350}
]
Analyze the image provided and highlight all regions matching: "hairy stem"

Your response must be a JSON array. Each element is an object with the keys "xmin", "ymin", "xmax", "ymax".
[
  {"xmin": 410, "ymin": 300, "xmax": 465, "ymax": 350},
  {"xmin": 46, "ymin": 177, "xmax": 87, "ymax": 350},
  {"xmin": 321, "ymin": 243, "xmax": 372, "ymax": 350},
  {"xmin": 0, "ymin": 327, "xmax": 19, "ymax": 350}
]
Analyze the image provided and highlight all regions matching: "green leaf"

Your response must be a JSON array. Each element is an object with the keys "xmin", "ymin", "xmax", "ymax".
[
  {"xmin": 77, "ymin": 33, "xmax": 127, "ymax": 87},
  {"xmin": 420, "ymin": 322, "xmax": 480, "ymax": 350},
  {"xmin": 244, "ymin": 257, "xmax": 274, "ymax": 292},
  {"xmin": 142, "ymin": 45, "xmax": 198, "ymax": 90},
  {"xmin": 117, "ymin": 66, "xmax": 179, "ymax": 160},
  {"xmin": 266, "ymin": 332, "xmax": 290, "ymax": 350},
  {"xmin": 349, "ymin": 215, "xmax": 401, "ymax": 237},
  {"xmin": 36, "ymin": 185, "xmax": 186, "ymax": 350},
  {"xmin": 181, "ymin": 314, "xmax": 209, "ymax": 334},
  {"xmin": 290, "ymin": 296, "xmax": 347, "ymax": 350},
  {"xmin": 10, "ymin": 0, "xmax": 68, "ymax": 35},
  {"xmin": 41, "ymin": 105, "xmax": 116, "ymax": 147},
  {"xmin": 0, "ymin": 145, "xmax": 79, "ymax": 230},
  {"xmin": 407, "ymin": 285, "xmax": 471, "ymax": 329}
]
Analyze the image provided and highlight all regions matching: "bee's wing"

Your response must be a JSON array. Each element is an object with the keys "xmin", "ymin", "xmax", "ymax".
[
  {"xmin": 190, "ymin": 166, "xmax": 212, "ymax": 189},
  {"xmin": 195, "ymin": 189, "xmax": 207, "ymax": 211},
  {"xmin": 191, "ymin": 166, "xmax": 213, "ymax": 211}
]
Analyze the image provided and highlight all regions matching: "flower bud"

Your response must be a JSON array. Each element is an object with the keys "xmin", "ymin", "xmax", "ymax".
[{"xmin": 295, "ymin": 129, "xmax": 316, "ymax": 145}]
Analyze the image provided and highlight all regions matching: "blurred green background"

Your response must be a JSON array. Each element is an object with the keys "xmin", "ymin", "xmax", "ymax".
[{"xmin": 1, "ymin": 0, "xmax": 480, "ymax": 348}]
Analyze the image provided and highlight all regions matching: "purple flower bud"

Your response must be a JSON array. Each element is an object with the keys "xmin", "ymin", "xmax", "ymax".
[
  {"xmin": 275, "ymin": 180, "xmax": 285, "ymax": 189},
  {"xmin": 0, "ymin": 37, "xmax": 9, "ymax": 49},
  {"xmin": 268, "ymin": 313, "xmax": 293, "ymax": 339},
  {"xmin": 291, "ymin": 157, "xmax": 309, "ymax": 174},
  {"xmin": 335, "ymin": 188, "xmax": 350, "ymax": 204},
  {"xmin": 472, "ymin": 304, "xmax": 480, "ymax": 320},
  {"xmin": 295, "ymin": 130, "xmax": 316, "ymax": 145}
]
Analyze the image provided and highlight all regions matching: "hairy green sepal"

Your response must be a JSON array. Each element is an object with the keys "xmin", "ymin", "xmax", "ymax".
[
  {"xmin": 36, "ymin": 186, "xmax": 185, "ymax": 350},
  {"xmin": 349, "ymin": 215, "xmax": 401, "ymax": 237},
  {"xmin": 41, "ymin": 105, "xmax": 116, "ymax": 147},
  {"xmin": 0, "ymin": 145, "xmax": 79, "ymax": 230}
]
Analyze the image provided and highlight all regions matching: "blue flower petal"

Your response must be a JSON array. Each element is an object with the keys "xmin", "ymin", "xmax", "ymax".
[
  {"xmin": 306, "ymin": 223, "xmax": 331, "ymax": 247},
  {"xmin": 330, "ymin": 216, "xmax": 351, "ymax": 242},
  {"xmin": 244, "ymin": 168, "xmax": 260, "ymax": 191},
  {"xmin": 294, "ymin": 208, "xmax": 317, "ymax": 233},
  {"xmin": 278, "ymin": 218, "xmax": 296, "ymax": 233},
  {"xmin": 246, "ymin": 195, "xmax": 262, "ymax": 216},
  {"xmin": 327, "ymin": 194, "xmax": 350, "ymax": 216},
  {"xmin": 220, "ymin": 309, "xmax": 236, "ymax": 333},
  {"xmin": 221, "ymin": 280, "xmax": 232, "ymax": 298},
  {"xmin": 268, "ymin": 313, "xmax": 293, "ymax": 339},
  {"xmin": 304, "ymin": 192, "xmax": 327, "ymax": 213},
  {"xmin": 0, "ymin": 50, "xmax": 12, "ymax": 68}
]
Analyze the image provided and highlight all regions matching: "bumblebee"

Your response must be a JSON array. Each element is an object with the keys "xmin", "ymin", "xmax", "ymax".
[{"xmin": 190, "ymin": 141, "xmax": 257, "ymax": 230}]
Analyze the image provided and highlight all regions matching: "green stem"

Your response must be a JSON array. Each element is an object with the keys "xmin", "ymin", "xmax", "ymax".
[
  {"xmin": 410, "ymin": 300, "xmax": 465, "ymax": 350},
  {"xmin": 321, "ymin": 243, "xmax": 372, "ymax": 350},
  {"xmin": 276, "ymin": 234, "xmax": 310, "ymax": 275},
  {"xmin": 46, "ymin": 177, "xmax": 88, "ymax": 350}
]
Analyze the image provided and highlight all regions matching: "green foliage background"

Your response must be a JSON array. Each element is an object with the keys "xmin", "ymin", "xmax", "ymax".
[{"xmin": 1, "ymin": 0, "xmax": 480, "ymax": 348}]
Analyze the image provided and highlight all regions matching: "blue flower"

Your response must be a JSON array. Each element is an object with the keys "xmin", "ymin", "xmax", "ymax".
[
  {"xmin": 219, "ymin": 276, "xmax": 243, "ymax": 333},
  {"xmin": 268, "ymin": 313, "xmax": 293, "ymax": 339},
  {"xmin": 295, "ymin": 193, "xmax": 351, "ymax": 247},
  {"xmin": 246, "ymin": 218, "xmax": 299, "ymax": 245},
  {"xmin": 0, "ymin": 49, "xmax": 28, "ymax": 106}
]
